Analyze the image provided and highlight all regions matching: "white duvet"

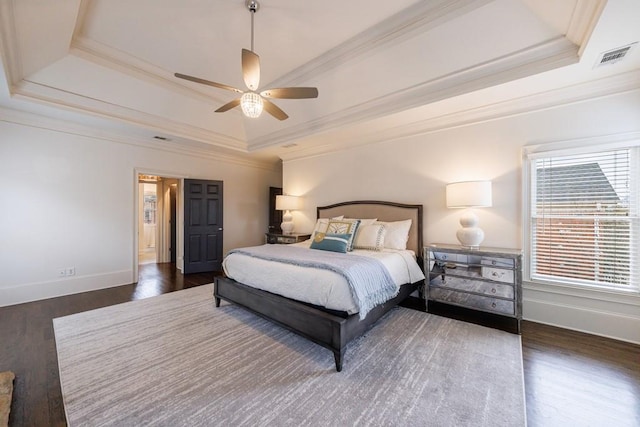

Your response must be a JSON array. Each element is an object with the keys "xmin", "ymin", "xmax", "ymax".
[{"xmin": 222, "ymin": 240, "xmax": 425, "ymax": 314}]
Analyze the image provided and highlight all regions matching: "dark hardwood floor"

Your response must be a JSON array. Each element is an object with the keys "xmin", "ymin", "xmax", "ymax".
[
  {"xmin": 1, "ymin": 263, "xmax": 638, "ymax": 426},
  {"xmin": 0, "ymin": 263, "xmax": 216, "ymax": 427}
]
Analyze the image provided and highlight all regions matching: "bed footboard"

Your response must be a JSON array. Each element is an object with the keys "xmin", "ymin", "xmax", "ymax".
[{"xmin": 214, "ymin": 276, "xmax": 420, "ymax": 371}]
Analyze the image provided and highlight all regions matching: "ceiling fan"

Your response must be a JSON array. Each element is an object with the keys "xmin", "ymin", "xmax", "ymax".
[{"xmin": 174, "ymin": 0, "xmax": 318, "ymax": 120}]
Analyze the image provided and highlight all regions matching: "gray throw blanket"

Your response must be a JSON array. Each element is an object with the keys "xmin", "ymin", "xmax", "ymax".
[{"xmin": 228, "ymin": 245, "xmax": 398, "ymax": 319}]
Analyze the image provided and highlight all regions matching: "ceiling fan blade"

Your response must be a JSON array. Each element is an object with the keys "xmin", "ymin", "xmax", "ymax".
[
  {"xmin": 242, "ymin": 49, "xmax": 260, "ymax": 91},
  {"xmin": 174, "ymin": 73, "xmax": 243, "ymax": 94},
  {"xmin": 261, "ymin": 87, "xmax": 318, "ymax": 99},
  {"xmin": 215, "ymin": 98, "xmax": 241, "ymax": 113},
  {"xmin": 262, "ymin": 99, "xmax": 288, "ymax": 121}
]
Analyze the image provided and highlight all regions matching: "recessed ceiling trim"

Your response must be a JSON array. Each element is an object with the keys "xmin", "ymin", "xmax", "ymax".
[
  {"xmin": 566, "ymin": 0, "xmax": 607, "ymax": 55},
  {"xmin": 71, "ymin": 0, "xmax": 93, "ymax": 43},
  {"xmin": 279, "ymin": 70, "xmax": 640, "ymax": 162},
  {"xmin": 13, "ymin": 79, "xmax": 248, "ymax": 152},
  {"xmin": 70, "ymin": 36, "xmax": 230, "ymax": 107},
  {"xmin": 251, "ymin": 36, "xmax": 579, "ymax": 151},
  {"xmin": 264, "ymin": 0, "xmax": 495, "ymax": 89},
  {"xmin": 0, "ymin": 105, "xmax": 280, "ymax": 171},
  {"xmin": 0, "ymin": 0, "xmax": 23, "ymax": 86},
  {"xmin": 68, "ymin": 0, "xmax": 495, "ymax": 106}
]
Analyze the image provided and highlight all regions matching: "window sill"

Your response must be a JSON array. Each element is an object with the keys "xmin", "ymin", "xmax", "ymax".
[{"xmin": 523, "ymin": 279, "xmax": 640, "ymax": 307}]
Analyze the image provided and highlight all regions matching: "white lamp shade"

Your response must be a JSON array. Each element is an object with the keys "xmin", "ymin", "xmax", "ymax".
[
  {"xmin": 446, "ymin": 181, "xmax": 492, "ymax": 208},
  {"xmin": 276, "ymin": 195, "xmax": 302, "ymax": 211}
]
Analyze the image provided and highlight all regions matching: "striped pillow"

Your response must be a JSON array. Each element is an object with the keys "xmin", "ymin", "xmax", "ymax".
[
  {"xmin": 353, "ymin": 223, "xmax": 387, "ymax": 251},
  {"xmin": 310, "ymin": 232, "xmax": 351, "ymax": 253}
]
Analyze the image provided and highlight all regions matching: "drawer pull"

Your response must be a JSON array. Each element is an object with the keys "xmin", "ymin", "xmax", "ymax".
[
  {"xmin": 492, "ymin": 260, "xmax": 497, "ymax": 265},
  {"xmin": 491, "ymin": 302, "xmax": 497, "ymax": 308},
  {"xmin": 491, "ymin": 288, "xmax": 496, "ymax": 294}
]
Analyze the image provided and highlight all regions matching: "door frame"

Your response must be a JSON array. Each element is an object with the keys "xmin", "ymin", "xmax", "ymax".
[{"xmin": 133, "ymin": 168, "xmax": 188, "ymax": 282}]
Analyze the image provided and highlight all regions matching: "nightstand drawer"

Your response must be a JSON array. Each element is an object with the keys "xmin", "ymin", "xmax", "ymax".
[
  {"xmin": 265, "ymin": 233, "xmax": 311, "ymax": 244},
  {"xmin": 481, "ymin": 267, "xmax": 514, "ymax": 284},
  {"xmin": 480, "ymin": 257, "xmax": 514, "ymax": 268},
  {"xmin": 276, "ymin": 235, "xmax": 298, "ymax": 244},
  {"xmin": 430, "ymin": 288, "xmax": 515, "ymax": 315},
  {"xmin": 430, "ymin": 276, "xmax": 514, "ymax": 299}
]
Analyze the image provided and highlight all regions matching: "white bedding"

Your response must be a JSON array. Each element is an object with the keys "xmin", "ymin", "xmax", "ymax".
[{"xmin": 222, "ymin": 240, "xmax": 425, "ymax": 314}]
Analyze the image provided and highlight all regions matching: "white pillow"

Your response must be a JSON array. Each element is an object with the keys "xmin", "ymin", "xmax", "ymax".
[
  {"xmin": 375, "ymin": 219, "xmax": 412, "ymax": 250},
  {"xmin": 345, "ymin": 218, "xmax": 377, "ymax": 227},
  {"xmin": 353, "ymin": 224, "xmax": 386, "ymax": 251}
]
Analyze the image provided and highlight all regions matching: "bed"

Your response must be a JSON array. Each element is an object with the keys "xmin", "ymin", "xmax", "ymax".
[{"xmin": 214, "ymin": 200, "xmax": 424, "ymax": 371}]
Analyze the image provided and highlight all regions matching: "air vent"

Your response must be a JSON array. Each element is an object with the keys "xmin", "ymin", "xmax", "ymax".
[{"xmin": 594, "ymin": 42, "xmax": 637, "ymax": 68}]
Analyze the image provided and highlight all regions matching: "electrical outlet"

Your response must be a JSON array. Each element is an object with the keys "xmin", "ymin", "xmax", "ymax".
[
  {"xmin": 67, "ymin": 267, "xmax": 75, "ymax": 276},
  {"xmin": 59, "ymin": 269, "xmax": 67, "ymax": 277}
]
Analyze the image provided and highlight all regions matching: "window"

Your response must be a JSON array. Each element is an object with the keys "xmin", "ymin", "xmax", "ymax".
[
  {"xmin": 143, "ymin": 193, "xmax": 157, "ymax": 225},
  {"xmin": 526, "ymin": 143, "xmax": 639, "ymax": 291}
]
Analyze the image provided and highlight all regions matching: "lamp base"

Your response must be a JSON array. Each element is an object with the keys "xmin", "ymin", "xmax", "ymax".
[
  {"xmin": 281, "ymin": 210, "xmax": 294, "ymax": 235},
  {"xmin": 456, "ymin": 209, "xmax": 485, "ymax": 248},
  {"xmin": 456, "ymin": 227, "xmax": 485, "ymax": 248}
]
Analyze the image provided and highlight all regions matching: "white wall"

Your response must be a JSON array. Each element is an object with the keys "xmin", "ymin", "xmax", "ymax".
[
  {"xmin": 0, "ymin": 119, "xmax": 282, "ymax": 306},
  {"xmin": 283, "ymin": 89, "xmax": 640, "ymax": 344}
]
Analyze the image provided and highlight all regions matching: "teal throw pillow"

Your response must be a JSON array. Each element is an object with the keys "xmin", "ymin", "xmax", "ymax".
[{"xmin": 310, "ymin": 232, "xmax": 351, "ymax": 253}]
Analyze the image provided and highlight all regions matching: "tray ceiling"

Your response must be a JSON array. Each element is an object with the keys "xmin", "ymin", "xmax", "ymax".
[{"xmin": 1, "ymin": 0, "xmax": 639, "ymax": 164}]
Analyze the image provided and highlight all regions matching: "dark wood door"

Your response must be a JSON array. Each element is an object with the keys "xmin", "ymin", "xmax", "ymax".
[
  {"xmin": 268, "ymin": 186, "xmax": 283, "ymax": 233},
  {"xmin": 183, "ymin": 179, "xmax": 223, "ymax": 273}
]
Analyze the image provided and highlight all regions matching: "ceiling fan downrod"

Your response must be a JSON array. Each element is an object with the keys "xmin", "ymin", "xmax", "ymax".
[{"xmin": 246, "ymin": 0, "xmax": 259, "ymax": 52}]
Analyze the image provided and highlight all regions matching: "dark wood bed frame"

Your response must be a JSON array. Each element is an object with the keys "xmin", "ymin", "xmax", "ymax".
[{"xmin": 214, "ymin": 200, "xmax": 424, "ymax": 372}]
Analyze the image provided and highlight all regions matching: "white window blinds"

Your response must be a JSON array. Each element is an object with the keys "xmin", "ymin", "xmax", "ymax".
[{"xmin": 530, "ymin": 147, "xmax": 639, "ymax": 290}]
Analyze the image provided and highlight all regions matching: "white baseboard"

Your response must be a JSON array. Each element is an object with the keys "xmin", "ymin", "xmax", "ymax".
[
  {"xmin": 0, "ymin": 270, "xmax": 134, "ymax": 307},
  {"xmin": 523, "ymin": 294, "xmax": 640, "ymax": 345}
]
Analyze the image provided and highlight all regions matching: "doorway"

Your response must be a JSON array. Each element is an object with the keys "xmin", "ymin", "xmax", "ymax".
[{"xmin": 137, "ymin": 174, "xmax": 179, "ymax": 269}]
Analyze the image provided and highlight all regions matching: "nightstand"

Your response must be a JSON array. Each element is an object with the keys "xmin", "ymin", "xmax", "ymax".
[
  {"xmin": 425, "ymin": 243, "xmax": 522, "ymax": 333},
  {"xmin": 265, "ymin": 232, "xmax": 311, "ymax": 244}
]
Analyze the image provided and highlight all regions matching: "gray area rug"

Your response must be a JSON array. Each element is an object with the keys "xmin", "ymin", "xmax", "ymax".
[{"xmin": 54, "ymin": 284, "xmax": 526, "ymax": 426}]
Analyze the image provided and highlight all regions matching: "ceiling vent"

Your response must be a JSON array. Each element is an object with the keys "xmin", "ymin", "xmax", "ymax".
[{"xmin": 594, "ymin": 42, "xmax": 637, "ymax": 68}]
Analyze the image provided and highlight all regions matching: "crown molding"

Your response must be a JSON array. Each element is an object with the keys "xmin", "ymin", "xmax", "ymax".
[
  {"xmin": 280, "ymin": 70, "xmax": 640, "ymax": 162},
  {"xmin": 12, "ymin": 78, "xmax": 248, "ymax": 151},
  {"xmin": 70, "ymin": 36, "xmax": 230, "ymax": 107},
  {"xmin": 0, "ymin": 0, "xmax": 22, "ymax": 86},
  {"xmin": 252, "ymin": 36, "xmax": 579, "ymax": 151},
  {"xmin": 567, "ymin": 0, "xmax": 607, "ymax": 55},
  {"xmin": 264, "ymin": 0, "xmax": 495, "ymax": 89},
  {"xmin": 67, "ymin": 0, "xmax": 494, "ymax": 105},
  {"xmin": 0, "ymin": 105, "xmax": 280, "ymax": 171}
]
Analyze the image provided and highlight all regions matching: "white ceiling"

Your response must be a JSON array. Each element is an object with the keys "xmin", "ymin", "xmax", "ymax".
[{"xmin": 1, "ymin": 0, "xmax": 639, "ymax": 165}]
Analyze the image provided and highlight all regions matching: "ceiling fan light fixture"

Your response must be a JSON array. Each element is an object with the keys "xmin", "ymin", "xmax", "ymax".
[
  {"xmin": 174, "ymin": 0, "xmax": 317, "ymax": 120},
  {"xmin": 241, "ymin": 92, "xmax": 263, "ymax": 118}
]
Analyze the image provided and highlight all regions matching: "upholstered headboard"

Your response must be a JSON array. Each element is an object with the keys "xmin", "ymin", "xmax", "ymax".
[{"xmin": 317, "ymin": 201, "xmax": 423, "ymax": 258}]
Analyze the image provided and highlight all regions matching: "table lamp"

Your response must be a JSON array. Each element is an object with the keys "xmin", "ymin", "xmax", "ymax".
[
  {"xmin": 446, "ymin": 181, "xmax": 492, "ymax": 248},
  {"xmin": 275, "ymin": 195, "xmax": 302, "ymax": 235}
]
